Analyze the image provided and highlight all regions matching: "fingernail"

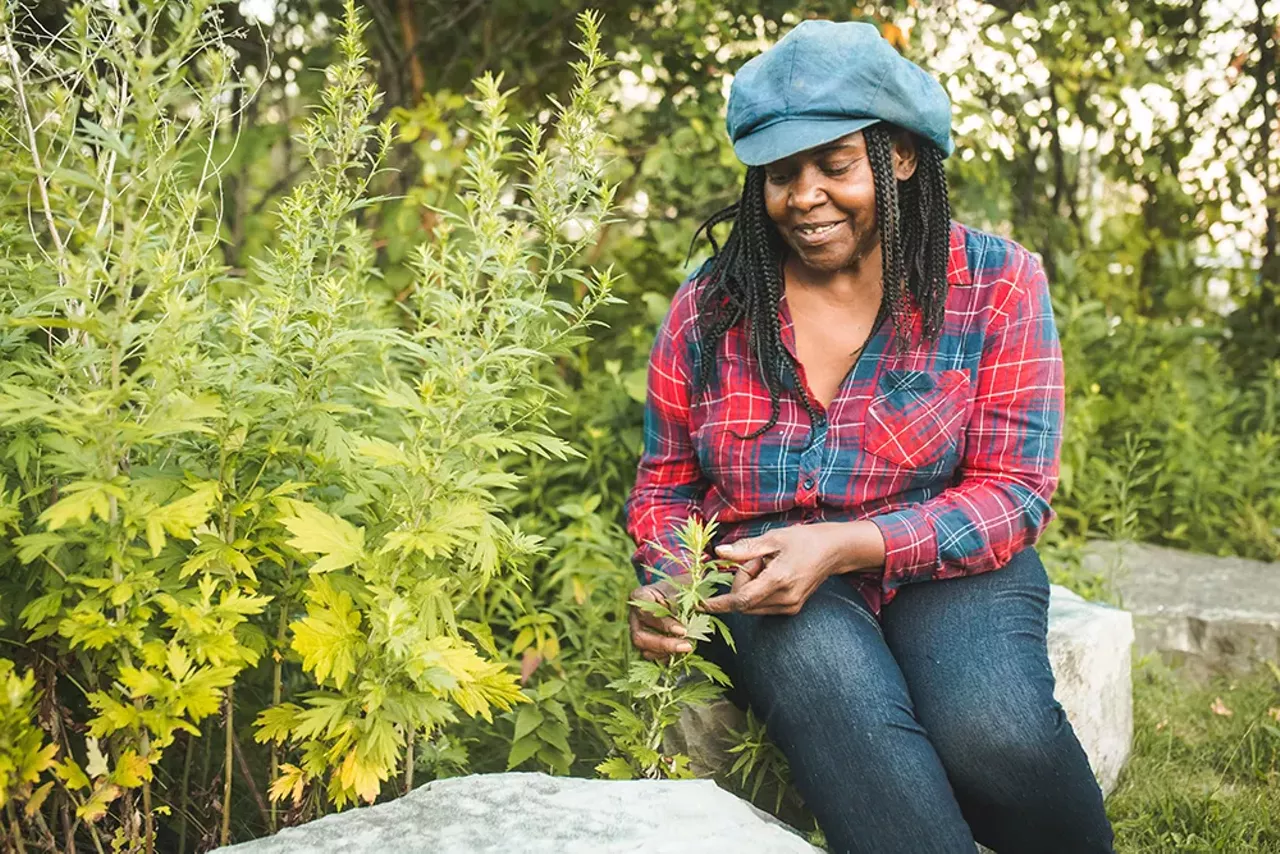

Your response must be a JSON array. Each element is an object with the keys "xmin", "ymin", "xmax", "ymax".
[
  {"xmin": 715, "ymin": 543, "xmax": 733, "ymax": 555},
  {"xmin": 675, "ymin": 642, "xmax": 693, "ymax": 653},
  {"xmin": 672, "ymin": 625, "xmax": 687, "ymax": 637}
]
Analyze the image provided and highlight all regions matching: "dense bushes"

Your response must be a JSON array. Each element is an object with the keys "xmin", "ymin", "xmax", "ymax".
[
  {"xmin": 0, "ymin": 2, "xmax": 641, "ymax": 848},
  {"xmin": 1054, "ymin": 299, "xmax": 1279, "ymax": 562}
]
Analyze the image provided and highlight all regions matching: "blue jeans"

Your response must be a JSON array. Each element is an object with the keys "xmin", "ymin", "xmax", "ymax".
[{"xmin": 702, "ymin": 547, "xmax": 1115, "ymax": 854}]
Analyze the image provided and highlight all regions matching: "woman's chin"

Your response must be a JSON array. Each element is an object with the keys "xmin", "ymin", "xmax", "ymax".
[{"xmin": 792, "ymin": 243, "xmax": 856, "ymax": 274}]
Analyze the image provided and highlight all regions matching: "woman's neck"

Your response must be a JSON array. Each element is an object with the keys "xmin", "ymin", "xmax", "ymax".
[{"xmin": 784, "ymin": 242, "xmax": 884, "ymax": 311}]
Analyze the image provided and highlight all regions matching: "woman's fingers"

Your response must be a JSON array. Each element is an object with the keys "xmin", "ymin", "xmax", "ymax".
[
  {"xmin": 635, "ymin": 606, "xmax": 686, "ymax": 638},
  {"xmin": 630, "ymin": 618, "xmax": 693, "ymax": 657},
  {"xmin": 735, "ymin": 556, "xmax": 766, "ymax": 580},
  {"xmin": 630, "ymin": 583, "xmax": 686, "ymax": 636},
  {"xmin": 628, "ymin": 584, "xmax": 692, "ymax": 659},
  {"xmin": 715, "ymin": 533, "xmax": 780, "ymax": 562},
  {"xmin": 702, "ymin": 564, "xmax": 786, "ymax": 614}
]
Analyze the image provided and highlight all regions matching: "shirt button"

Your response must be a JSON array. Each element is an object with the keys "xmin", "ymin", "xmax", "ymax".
[{"xmin": 802, "ymin": 478, "xmax": 815, "ymax": 490}]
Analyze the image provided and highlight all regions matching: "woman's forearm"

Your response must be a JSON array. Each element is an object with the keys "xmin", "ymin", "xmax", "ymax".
[{"xmin": 830, "ymin": 519, "xmax": 887, "ymax": 576}]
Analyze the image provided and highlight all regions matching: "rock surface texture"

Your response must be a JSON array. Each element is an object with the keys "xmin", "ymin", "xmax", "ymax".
[
  {"xmin": 1084, "ymin": 539, "xmax": 1280, "ymax": 679},
  {"xmin": 668, "ymin": 584, "xmax": 1134, "ymax": 796},
  {"xmin": 1045, "ymin": 585, "xmax": 1134, "ymax": 794},
  {"xmin": 215, "ymin": 772, "xmax": 822, "ymax": 854}
]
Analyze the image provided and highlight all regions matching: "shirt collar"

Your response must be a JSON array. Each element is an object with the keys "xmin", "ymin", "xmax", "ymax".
[{"xmin": 946, "ymin": 220, "xmax": 971, "ymax": 285}]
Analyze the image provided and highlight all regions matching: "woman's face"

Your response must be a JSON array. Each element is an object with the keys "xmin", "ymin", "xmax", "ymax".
[{"xmin": 762, "ymin": 130, "xmax": 917, "ymax": 276}]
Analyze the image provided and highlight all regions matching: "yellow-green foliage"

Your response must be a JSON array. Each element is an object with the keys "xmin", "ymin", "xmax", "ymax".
[
  {"xmin": 0, "ymin": 0, "xmax": 617, "ymax": 844},
  {"xmin": 0, "ymin": 661, "xmax": 57, "ymax": 811}
]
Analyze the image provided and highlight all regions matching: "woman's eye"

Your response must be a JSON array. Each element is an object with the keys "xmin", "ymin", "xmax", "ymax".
[
  {"xmin": 823, "ymin": 162, "xmax": 852, "ymax": 175},
  {"xmin": 766, "ymin": 172, "xmax": 792, "ymax": 185}
]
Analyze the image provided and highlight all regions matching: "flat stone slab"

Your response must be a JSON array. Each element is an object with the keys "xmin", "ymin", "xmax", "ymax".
[
  {"xmin": 669, "ymin": 584, "xmax": 1134, "ymax": 796},
  {"xmin": 1083, "ymin": 540, "xmax": 1280, "ymax": 678},
  {"xmin": 215, "ymin": 772, "xmax": 821, "ymax": 854}
]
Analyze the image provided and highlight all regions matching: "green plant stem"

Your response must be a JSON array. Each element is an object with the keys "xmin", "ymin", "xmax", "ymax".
[
  {"xmin": 87, "ymin": 819, "xmax": 105, "ymax": 854},
  {"xmin": 178, "ymin": 728, "xmax": 194, "ymax": 854},
  {"xmin": 641, "ymin": 663, "xmax": 682, "ymax": 779},
  {"xmin": 6, "ymin": 802, "xmax": 27, "ymax": 854},
  {"xmin": 1, "ymin": 14, "xmax": 65, "ymax": 261},
  {"xmin": 403, "ymin": 727, "xmax": 416, "ymax": 794},
  {"xmin": 142, "ymin": 731, "xmax": 154, "ymax": 854},
  {"xmin": 142, "ymin": 778, "xmax": 153, "ymax": 854},
  {"xmin": 221, "ymin": 684, "xmax": 233, "ymax": 847},
  {"xmin": 269, "ymin": 600, "xmax": 288, "ymax": 832}
]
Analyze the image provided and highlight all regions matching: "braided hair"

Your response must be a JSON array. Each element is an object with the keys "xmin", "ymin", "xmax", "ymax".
[{"xmin": 689, "ymin": 123, "xmax": 951, "ymax": 439}]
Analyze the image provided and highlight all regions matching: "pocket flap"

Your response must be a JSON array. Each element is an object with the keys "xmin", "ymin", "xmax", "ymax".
[
  {"xmin": 877, "ymin": 369, "xmax": 968, "ymax": 407},
  {"xmin": 864, "ymin": 369, "xmax": 970, "ymax": 468}
]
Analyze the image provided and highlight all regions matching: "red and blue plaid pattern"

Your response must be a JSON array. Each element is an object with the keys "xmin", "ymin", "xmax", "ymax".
[{"xmin": 624, "ymin": 221, "xmax": 1065, "ymax": 612}]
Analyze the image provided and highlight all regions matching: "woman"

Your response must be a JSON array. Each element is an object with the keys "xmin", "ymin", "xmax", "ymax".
[{"xmin": 623, "ymin": 20, "xmax": 1115, "ymax": 854}]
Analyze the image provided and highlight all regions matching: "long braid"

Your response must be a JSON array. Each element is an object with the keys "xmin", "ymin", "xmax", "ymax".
[
  {"xmin": 690, "ymin": 168, "xmax": 819, "ymax": 439},
  {"xmin": 874, "ymin": 124, "xmax": 952, "ymax": 340},
  {"xmin": 690, "ymin": 124, "xmax": 951, "ymax": 435},
  {"xmin": 864, "ymin": 125, "xmax": 906, "ymax": 345},
  {"xmin": 915, "ymin": 138, "xmax": 952, "ymax": 338}
]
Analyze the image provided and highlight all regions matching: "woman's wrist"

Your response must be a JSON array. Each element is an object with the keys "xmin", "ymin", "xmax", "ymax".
[{"xmin": 828, "ymin": 520, "xmax": 887, "ymax": 576}]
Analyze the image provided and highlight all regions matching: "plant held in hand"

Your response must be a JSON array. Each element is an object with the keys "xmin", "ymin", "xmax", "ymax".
[{"xmin": 596, "ymin": 517, "xmax": 735, "ymax": 780}]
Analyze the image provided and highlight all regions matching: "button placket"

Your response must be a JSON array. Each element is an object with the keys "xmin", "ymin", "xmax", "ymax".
[{"xmin": 796, "ymin": 417, "xmax": 828, "ymax": 506}]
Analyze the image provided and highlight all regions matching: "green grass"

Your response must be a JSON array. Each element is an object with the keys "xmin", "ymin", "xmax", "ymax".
[{"xmin": 1108, "ymin": 660, "xmax": 1280, "ymax": 853}]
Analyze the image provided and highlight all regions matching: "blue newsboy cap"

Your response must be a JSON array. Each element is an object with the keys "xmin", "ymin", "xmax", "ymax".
[{"xmin": 726, "ymin": 20, "xmax": 954, "ymax": 166}]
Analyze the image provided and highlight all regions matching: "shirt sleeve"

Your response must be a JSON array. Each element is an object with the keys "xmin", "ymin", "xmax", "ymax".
[
  {"xmin": 623, "ymin": 285, "xmax": 709, "ymax": 585},
  {"xmin": 870, "ymin": 250, "xmax": 1064, "ymax": 591}
]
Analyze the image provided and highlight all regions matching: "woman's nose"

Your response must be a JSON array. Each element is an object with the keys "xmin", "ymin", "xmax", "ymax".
[{"xmin": 789, "ymin": 165, "xmax": 828, "ymax": 211}]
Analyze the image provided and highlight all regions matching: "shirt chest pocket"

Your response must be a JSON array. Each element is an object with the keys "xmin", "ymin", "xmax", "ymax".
[{"xmin": 863, "ymin": 369, "xmax": 971, "ymax": 469}]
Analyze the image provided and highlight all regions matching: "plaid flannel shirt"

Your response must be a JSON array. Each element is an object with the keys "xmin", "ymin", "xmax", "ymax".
[{"xmin": 623, "ymin": 221, "xmax": 1065, "ymax": 613}]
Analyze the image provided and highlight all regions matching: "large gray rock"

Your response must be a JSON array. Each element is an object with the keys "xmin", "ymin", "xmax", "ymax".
[
  {"xmin": 215, "ymin": 772, "xmax": 821, "ymax": 854},
  {"xmin": 668, "ymin": 584, "xmax": 1134, "ymax": 796},
  {"xmin": 1084, "ymin": 540, "xmax": 1280, "ymax": 678}
]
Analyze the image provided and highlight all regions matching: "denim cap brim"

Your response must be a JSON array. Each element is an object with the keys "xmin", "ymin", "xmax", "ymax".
[{"xmin": 732, "ymin": 116, "xmax": 881, "ymax": 167}]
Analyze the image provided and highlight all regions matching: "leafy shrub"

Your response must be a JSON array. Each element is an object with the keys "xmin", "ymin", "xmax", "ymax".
[
  {"xmin": 0, "ymin": 0, "xmax": 618, "ymax": 847},
  {"xmin": 1053, "ymin": 297, "xmax": 1280, "ymax": 565}
]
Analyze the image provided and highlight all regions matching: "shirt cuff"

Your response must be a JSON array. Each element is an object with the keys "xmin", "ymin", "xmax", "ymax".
[{"xmin": 869, "ymin": 507, "xmax": 940, "ymax": 590}]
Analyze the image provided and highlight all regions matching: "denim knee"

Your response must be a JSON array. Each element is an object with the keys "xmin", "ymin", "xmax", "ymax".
[
  {"xmin": 934, "ymin": 699, "xmax": 1070, "ymax": 794},
  {"xmin": 737, "ymin": 601, "xmax": 890, "ymax": 716}
]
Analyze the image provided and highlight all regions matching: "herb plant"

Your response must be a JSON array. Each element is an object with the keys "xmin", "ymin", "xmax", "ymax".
[
  {"xmin": 0, "ymin": 0, "xmax": 617, "ymax": 847},
  {"xmin": 595, "ymin": 517, "xmax": 735, "ymax": 780}
]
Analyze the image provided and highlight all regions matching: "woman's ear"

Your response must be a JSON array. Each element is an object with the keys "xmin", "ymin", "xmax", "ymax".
[{"xmin": 892, "ymin": 133, "xmax": 919, "ymax": 181}]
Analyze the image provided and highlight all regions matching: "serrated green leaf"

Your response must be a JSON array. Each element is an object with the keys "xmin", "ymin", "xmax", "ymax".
[{"xmin": 279, "ymin": 502, "xmax": 365, "ymax": 574}]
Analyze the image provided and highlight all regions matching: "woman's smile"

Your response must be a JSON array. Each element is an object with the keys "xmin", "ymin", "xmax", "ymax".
[
  {"xmin": 762, "ymin": 132, "xmax": 901, "ymax": 276},
  {"xmin": 792, "ymin": 219, "xmax": 849, "ymax": 247}
]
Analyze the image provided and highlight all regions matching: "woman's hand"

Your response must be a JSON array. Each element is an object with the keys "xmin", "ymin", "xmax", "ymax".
[
  {"xmin": 702, "ymin": 521, "xmax": 884, "ymax": 616},
  {"xmin": 628, "ymin": 580, "xmax": 695, "ymax": 661}
]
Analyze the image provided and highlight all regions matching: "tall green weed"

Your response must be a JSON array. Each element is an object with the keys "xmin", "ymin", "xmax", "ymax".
[{"xmin": 0, "ymin": 1, "xmax": 618, "ymax": 847}]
